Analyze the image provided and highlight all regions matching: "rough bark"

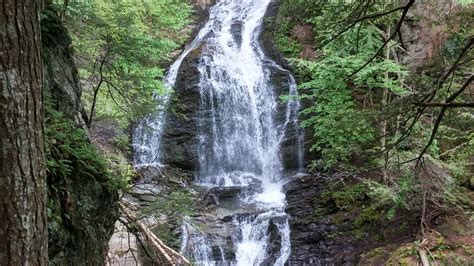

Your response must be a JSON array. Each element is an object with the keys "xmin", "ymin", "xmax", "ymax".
[{"xmin": 0, "ymin": 0, "xmax": 47, "ymax": 264}]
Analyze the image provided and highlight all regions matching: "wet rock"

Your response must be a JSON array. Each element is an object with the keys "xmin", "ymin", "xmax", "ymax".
[
  {"xmin": 284, "ymin": 173, "xmax": 419, "ymax": 265},
  {"xmin": 190, "ymin": 0, "xmax": 216, "ymax": 10},
  {"xmin": 261, "ymin": 221, "xmax": 282, "ymax": 265},
  {"xmin": 136, "ymin": 165, "xmax": 164, "ymax": 183},
  {"xmin": 231, "ymin": 21, "xmax": 243, "ymax": 47},
  {"xmin": 203, "ymin": 186, "xmax": 243, "ymax": 206},
  {"xmin": 185, "ymin": 214, "xmax": 238, "ymax": 259},
  {"xmin": 160, "ymin": 49, "xmax": 202, "ymax": 170},
  {"xmin": 132, "ymin": 183, "xmax": 161, "ymax": 196}
]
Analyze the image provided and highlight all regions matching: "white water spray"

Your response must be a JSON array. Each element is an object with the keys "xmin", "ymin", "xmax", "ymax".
[{"xmin": 134, "ymin": 0, "xmax": 303, "ymax": 264}]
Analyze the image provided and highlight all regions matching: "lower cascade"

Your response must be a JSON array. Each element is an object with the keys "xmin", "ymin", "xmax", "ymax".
[{"xmin": 134, "ymin": 0, "xmax": 303, "ymax": 264}]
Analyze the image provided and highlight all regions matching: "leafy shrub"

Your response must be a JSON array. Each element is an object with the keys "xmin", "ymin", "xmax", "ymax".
[
  {"xmin": 365, "ymin": 174, "xmax": 419, "ymax": 219},
  {"xmin": 321, "ymin": 183, "xmax": 368, "ymax": 211},
  {"xmin": 45, "ymin": 97, "xmax": 130, "ymax": 192},
  {"xmin": 354, "ymin": 206, "xmax": 381, "ymax": 227},
  {"xmin": 144, "ymin": 190, "xmax": 196, "ymax": 220}
]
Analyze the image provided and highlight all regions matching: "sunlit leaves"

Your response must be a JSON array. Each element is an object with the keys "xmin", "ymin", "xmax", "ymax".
[{"xmin": 60, "ymin": 0, "xmax": 192, "ymax": 126}]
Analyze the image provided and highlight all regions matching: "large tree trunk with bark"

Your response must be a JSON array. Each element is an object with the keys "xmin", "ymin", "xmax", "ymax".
[{"xmin": 0, "ymin": 0, "xmax": 47, "ymax": 264}]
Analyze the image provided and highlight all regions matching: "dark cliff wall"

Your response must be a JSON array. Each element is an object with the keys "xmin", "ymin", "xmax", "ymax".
[
  {"xmin": 41, "ymin": 7, "xmax": 119, "ymax": 265},
  {"xmin": 160, "ymin": 48, "xmax": 203, "ymax": 170}
]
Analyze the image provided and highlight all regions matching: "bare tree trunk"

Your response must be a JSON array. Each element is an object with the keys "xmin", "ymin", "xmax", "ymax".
[
  {"xmin": 0, "ymin": 0, "xmax": 47, "ymax": 264},
  {"xmin": 87, "ymin": 44, "xmax": 110, "ymax": 129},
  {"xmin": 381, "ymin": 28, "xmax": 390, "ymax": 181}
]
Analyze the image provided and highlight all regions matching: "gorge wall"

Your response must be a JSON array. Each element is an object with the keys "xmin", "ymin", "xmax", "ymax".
[{"xmin": 41, "ymin": 6, "xmax": 119, "ymax": 264}]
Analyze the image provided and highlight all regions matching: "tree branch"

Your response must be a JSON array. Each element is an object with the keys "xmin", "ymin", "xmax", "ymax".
[
  {"xmin": 416, "ymin": 75, "xmax": 473, "ymax": 166},
  {"xmin": 417, "ymin": 102, "xmax": 474, "ymax": 108},
  {"xmin": 321, "ymin": 2, "xmax": 410, "ymax": 48},
  {"xmin": 348, "ymin": 0, "xmax": 415, "ymax": 78}
]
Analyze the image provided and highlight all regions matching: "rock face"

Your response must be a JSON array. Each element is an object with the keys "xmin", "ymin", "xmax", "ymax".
[
  {"xmin": 42, "ymin": 9, "xmax": 87, "ymax": 128},
  {"xmin": 190, "ymin": 0, "xmax": 216, "ymax": 10},
  {"xmin": 400, "ymin": 0, "xmax": 466, "ymax": 69},
  {"xmin": 285, "ymin": 175, "xmax": 357, "ymax": 265},
  {"xmin": 42, "ymin": 8, "xmax": 119, "ymax": 265},
  {"xmin": 160, "ymin": 48, "xmax": 203, "ymax": 170},
  {"xmin": 291, "ymin": 25, "xmax": 314, "ymax": 44},
  {"xmin": 284, "ymin": 174, "xmax": 419, "ymax": 265}
]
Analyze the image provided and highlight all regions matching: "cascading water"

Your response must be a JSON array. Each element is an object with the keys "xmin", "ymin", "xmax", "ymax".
[
  {"xmin": 132, "ymin": 13, "xmax": 215, "ymax": 167},
  {"xmin": 134, "ymin": 0, "xmax": 303, "ymax": 264}
]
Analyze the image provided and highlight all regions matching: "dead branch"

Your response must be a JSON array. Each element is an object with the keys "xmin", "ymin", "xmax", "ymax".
[
  {"xmin": 348, "ymin": 0, "xmax": 416, "ymax": 78},
  {"xmin": 119, "ymin": 203, "xmax": 191, "ymax": 265},
  {"xmin": 321, "ymin": 1, "xmax": 412, "ymax": 48},
  {"xmin": 417, "ymin": 102, "xmax": 474, "ymax": 108},
  {"xmin": 416, "ymin": 75, "xmax": 473, "ymax": 166}
]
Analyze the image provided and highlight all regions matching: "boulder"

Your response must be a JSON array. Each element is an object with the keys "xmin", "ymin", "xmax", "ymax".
[
  {"xmin": 291, "ymin": 25, "xmax": 314, "ymax": 44},
  {"xmin": 202, "ymin": 186, "xmax": 243, "ymax": 206},
  {"xmin": 136, "ymin": 165, "xmax": 164, "ymax": 183}
]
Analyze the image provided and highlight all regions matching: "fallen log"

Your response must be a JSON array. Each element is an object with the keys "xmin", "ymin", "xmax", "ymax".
[{"xmin": 119, "ymin": 202, "xmax": 191, "ymax": 265}]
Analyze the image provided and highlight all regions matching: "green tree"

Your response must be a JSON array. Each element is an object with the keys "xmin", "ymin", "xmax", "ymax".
[{"xmin": 55, "ymin": 0, "xmax": 192, "ymax": 127}]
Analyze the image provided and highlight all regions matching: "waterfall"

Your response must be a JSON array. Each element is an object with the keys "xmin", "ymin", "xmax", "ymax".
[
  {"xmin": 132, "ymin": 12, "xmax": 215, "ymax": 167},
  {"xmin": 134, "ymin": 0, "xmax": 303, "ymax": 264}
]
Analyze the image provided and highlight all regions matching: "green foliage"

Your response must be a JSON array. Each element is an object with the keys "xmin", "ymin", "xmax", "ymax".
[
  {"xmin": 321, "ymin": 183, "xmax": 367, "ymax": 211},
  {"xmin": 277, "ymin": 0, "xmax": 473, "ymax": 237},
  {"xmin": 152, "ymin": 224, "xmax": 180, "ymax": 248},
  {"xmin": 275, "ymin": 34, "xmax": 303, "ymax": 58},
  {"xmin": 275, "ymin": 0, "xmax": 404, "ymax": 54},
  {"xmin": 144, "ymin": 190, "xmax": 196, "ymax": 219},
  {"xmin": 45, "ymin": 97, "xmax": 130, "ymax": 192},
  {"xmin": 103, "ymin": 151, "xmax": 134, "ymax": 191},
  {"xmin": 365, "ymin": 174, "xmax": 419, "ymax": 219},
  {"xmin": 276, "ymin": 4, "xmax": 410, "ymax": 170},
  {"xmin": 277, "ymin": 0, "xmax": 322, "ymax": 24},
  {"xmin": 56, "ymin": 0, "xmax": 192, "ymax": 126},
  {"xmin": 354, "ymin": 206, "xmax": 380, "ymax": 227},
  {"xmin": 46, "ymin": 101, "xmax": 108, "ymax": 184},
  {"xmin": 295, "ymin": 46, "xmax": 407, "ymax": 169},
  {"xmin": 113, "ymin": 135, "xmax": 131, "ymax": 154},
  {"xmin": 271, "ymin": 17, "xmax": 303, "ymax": 58},
  {"xmin": 456, "ymin": 0, "xmax": 474, "ymax": 5}
]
